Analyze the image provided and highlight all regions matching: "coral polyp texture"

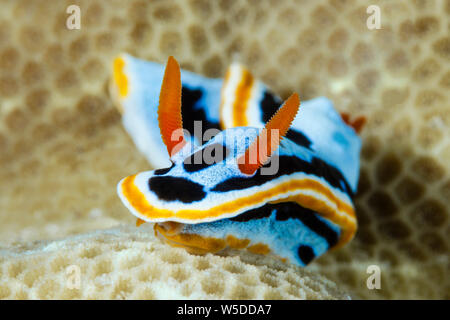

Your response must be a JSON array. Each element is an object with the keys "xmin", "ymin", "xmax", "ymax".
[
  {"xmin": 0, "ymin": 0, "xmax": 449, "ymax": 299},
  {"xmin": 0, "ymin": 226, "xmax": 349, "ymax": 299}
]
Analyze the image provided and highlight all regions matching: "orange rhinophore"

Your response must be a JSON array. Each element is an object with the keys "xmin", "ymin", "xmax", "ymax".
[
  {"xmin": 158, "ymin": 56, "xmax": 186, "ymax": 157},
  {"xmin": 238, "ymin": 93, "xmax": 300, "ymax": 175}
]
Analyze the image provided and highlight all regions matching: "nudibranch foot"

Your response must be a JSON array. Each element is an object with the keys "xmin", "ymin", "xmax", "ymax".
[
  {"xmin": 154, "ymin": 222, "xmax": 227, "ymax": 255},
  {"xmin": 154, "ymin": 223, "xmax": 273, "ymax": 258}
]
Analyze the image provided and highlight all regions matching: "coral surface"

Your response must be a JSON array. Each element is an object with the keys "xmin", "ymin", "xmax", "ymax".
[
  {"xmin": 0, "ymin": 225, "xmax": 349, "ymax": 299},
  {"xmin": 0, "ymin": 0, "xmax": 448, "ymax": 299}
]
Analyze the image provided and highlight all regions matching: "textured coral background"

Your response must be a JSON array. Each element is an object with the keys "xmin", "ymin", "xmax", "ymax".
[
  {"xmin": 0, "ymin": 226, "xmax": 349, "ymax": 299},
  {"xmin": 0, "ymin": 0, "xmax": 448, "ymax": 299}
]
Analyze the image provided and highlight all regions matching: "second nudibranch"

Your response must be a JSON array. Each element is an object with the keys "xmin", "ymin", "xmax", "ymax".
[{"xmin": 112, "ymin": 55, "xmax": 363, "ymax": 267}]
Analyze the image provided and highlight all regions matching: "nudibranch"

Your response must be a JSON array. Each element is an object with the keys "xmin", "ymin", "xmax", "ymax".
[{"xmin": 111, "ymin": 54, "xmax": 364, "ymax": 266}]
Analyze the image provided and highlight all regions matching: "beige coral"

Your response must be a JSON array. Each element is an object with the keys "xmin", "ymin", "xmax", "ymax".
[
  {"xmin": 0, "ymin": 0, "xmax": 448, "ymax": 299},
  {"xmin": 0, "ymin": 225, "xmax": 349, "ymax": 299}
]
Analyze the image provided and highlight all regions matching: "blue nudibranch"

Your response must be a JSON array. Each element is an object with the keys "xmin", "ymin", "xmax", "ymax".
[{"xmin": 111, "ymin": 55, "xmax": 364, "ymax": 266}]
